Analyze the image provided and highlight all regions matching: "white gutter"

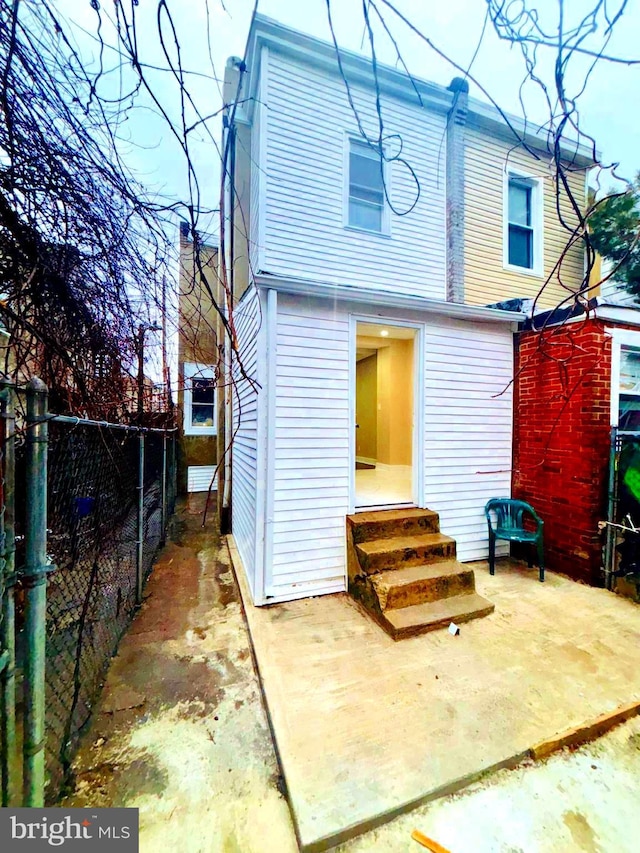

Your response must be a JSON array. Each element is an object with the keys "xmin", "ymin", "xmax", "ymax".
[
  {"xmin": 593, "ymin": 305, "xmax": 640, "ymax": 327},
  {"xmin": 254, "ymin": 273, "xmax": 525, "ymax": 325}
]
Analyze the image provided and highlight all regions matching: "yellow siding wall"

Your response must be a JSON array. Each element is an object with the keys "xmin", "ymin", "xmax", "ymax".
[
  {"xmin": 464, "ymin": 128, "xmax": 587, "ymax": 309},
  {"xmin": 177, "ymin": 237, "xmax": 220, "ymax": 492}
]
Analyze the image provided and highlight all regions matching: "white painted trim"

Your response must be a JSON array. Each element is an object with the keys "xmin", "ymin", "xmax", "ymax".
[
  {"xmin": 254, "ymin": 273, "xmax": 524, "ymax": 324},
  {"xmin": 257, "ymin": 45, "xmax": 269, "ymax": 273},
  {"xmin": 350, "ymin": 314, "xmax": 424, "ymax": 512},
  {"xmin": 584, "ymin": 170, "xmax": 590, "ymax": 282},
  {"xmin": 414, "ymin": 322, "xmax": 426, "ymax": 508},
  {"xmin": 253, "ymin": 289, "xmax": 268, "ymax": 605},
  {"xmin": 182, "ymin": 362, "xmax": 217, "ymax": 436},
  {"xmin": 263, "ymin": 580, "xmax": 346, "ymax": 604},
  {"xmin": 343, "ymin": 134, "xmax": 391, "ymax": 236},
  {"xmin": 595, "ymin": 306, "xmax": 640, "ymax": 326},
  {"xmin": 262, "ymin": 288, "xmax": 277, "ymax": 602},
  {"xmin": 502, "ymin": 167, "xmax": 544, "ymax": 278},
  {"xmin": 354, "ymin": 503, "xmax": 415, "ymax": 514},
  {"xmin": 348, "ymin": 313, "xmax": 357, "ymax": 515},
  {"xmin": 606, "ymin": 326, "xmax": 640, "ymax": 427}
]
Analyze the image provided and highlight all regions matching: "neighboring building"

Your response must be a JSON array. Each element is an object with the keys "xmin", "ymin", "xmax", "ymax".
[
  {"xmin": 212, "ymin": 16, "xmax": 595, "ymax": 607},
  {"xmin": 513, "ymin": 299, "xmax": 640, "ymax": 596},
  {"xmin": 177, "ymin": 222, "xmax": 221, "ymax": 495}
]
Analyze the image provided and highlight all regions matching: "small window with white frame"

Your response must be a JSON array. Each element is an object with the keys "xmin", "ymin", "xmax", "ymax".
[
  {"xmin": 347, "ymin": 139, "xmax": 386, "ymax": 233},
  {"xmin": 505, "ymin": 173, "xmax": 542, "ymax": 274},
  {"xmin": 183, "ymin": 363, "xmax": 216, "ymax": 436}
]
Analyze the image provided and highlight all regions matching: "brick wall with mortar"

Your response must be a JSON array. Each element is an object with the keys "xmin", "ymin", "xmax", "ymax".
[{"xmin": 513, "ymin": 320, "xmax": 612, "ymax": 585}]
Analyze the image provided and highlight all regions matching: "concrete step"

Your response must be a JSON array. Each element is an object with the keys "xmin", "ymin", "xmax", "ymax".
[
  {"xmin": 355, "ymin": 532, "xmax": 456, "ymax": 575},
  {"xmin": 370, "ymin": 560, "xmax": 476, "ymax": 610},
  {"xmin": 381, "ymin": 592, "xmax": 495, "ymax": 640},
  {"xmin": 348, "ymin": 508, "xmax": 440, "ymax": 544}
]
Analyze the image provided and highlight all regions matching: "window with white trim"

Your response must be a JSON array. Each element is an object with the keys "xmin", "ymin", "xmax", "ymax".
[
  {"xmin": 506, "ymin": 174, "xmax": 542, "ymax": 273},
  {"xmin": 347, "ymin": 140, "xmax": 385, "ymax": 232},
  {"xmin": 183, "ymin": 363, "xmax": 217, "ymax": 436},
  {"xmin": 618, "ymin": 345, "xmax": 640, "ymax": 431}
]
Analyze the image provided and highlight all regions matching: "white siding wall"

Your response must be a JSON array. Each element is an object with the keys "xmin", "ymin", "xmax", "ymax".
[
  {"xmin": 231, "ymin": 287, "xmax": 261, "ymax": 597},
  {"xmin": 423, "ymin": 318, "xmax": 513, "ymax": 560},
  {"xmin": 249, "ymin": 48, "xmax": 266, "ymax": 272},
  {"xmin": 260, "ymin": 49, "xmax": 447, "ymax": 298},
  {"xmin": 268, "ymin": 294, "xmax": 350, "ymax": 599},
  {"xmin": 265, "ymin": 296, "xmax": 514, "ymax": 602}
]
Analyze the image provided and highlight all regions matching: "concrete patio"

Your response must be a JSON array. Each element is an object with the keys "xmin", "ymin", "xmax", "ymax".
[{"xmin": 230, "ymin": 549, "xmax": 640, "ymax": 852}]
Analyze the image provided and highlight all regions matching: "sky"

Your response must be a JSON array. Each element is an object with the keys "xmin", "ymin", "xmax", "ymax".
[
  {"xmin": 55, "ymin": 0, "xmax": 640, "ymax": 225},
  {"xmin": 47, "ymin": 0, "xmax": 640, "ymax": 386}
]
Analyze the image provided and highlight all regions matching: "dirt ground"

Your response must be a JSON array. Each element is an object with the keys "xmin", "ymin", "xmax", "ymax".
[{"xmin": 63, "ymin": 501, "xmax": 640, "ymax": 852}]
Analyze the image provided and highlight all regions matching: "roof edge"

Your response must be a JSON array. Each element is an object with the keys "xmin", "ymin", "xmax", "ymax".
[
  {"xmin": 254, "ymin": 272, "xmax": 525, "ymax": 324},
  {"xmin": 243, "ymin": 14, "xmax": 597, "ymax": 167}
]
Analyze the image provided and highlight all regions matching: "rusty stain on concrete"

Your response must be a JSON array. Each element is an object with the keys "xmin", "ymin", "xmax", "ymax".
[{"xmin": 562, "ymin": 810, "xmax": 602, "ymax": 852}]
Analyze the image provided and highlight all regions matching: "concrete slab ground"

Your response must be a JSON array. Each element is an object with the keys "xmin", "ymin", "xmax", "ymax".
[
  {"xmin": 63, "ymin": 499, "xmax": 297, "ymax": 853},
  {"xmin": 338, "ymin": 714, "xmax": 640, "ymax": 852},
  {"xmin": 231, "ymin": 552, "xmax": 640, "ymax": 852}
]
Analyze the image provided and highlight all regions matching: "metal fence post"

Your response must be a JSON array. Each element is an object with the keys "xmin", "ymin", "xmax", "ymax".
[
  {"xmin": 1, "ymin": 382, "xmax": 17, "ymax": 806},
  {"xmin": 171, "ymin": 435, "xmax": 177, "ymax": 514},
  {"xmin": 160, "ymin": 433, "xmax": 167, "ymax": 547},
  {"xmin": 24, "ymin": 377, "xmax": 49, "ymax": 806},
  {"xmin": 136, "ymin": 431, "xmax": 145, "ymax": 605}
]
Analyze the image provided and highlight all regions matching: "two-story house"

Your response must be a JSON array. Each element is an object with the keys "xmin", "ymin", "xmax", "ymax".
[{"xmin": 215, "ymin": 15, "xmax": 594, "ymax": 619}]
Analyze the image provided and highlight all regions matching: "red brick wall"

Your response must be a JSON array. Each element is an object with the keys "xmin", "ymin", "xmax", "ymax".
[{"xmin": 513, "ymin": 320, "xmax": 612, "ymax": 585}]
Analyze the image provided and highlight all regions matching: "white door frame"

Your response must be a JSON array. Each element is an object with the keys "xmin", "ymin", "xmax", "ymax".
[{"xmin": 349, "ymin": 313, "xmax": 425, "ymax": 513}]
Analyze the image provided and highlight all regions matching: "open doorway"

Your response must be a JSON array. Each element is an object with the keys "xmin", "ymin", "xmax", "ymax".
[{"xmin": 355, "ymin": 321, "xmax": 415, "ymax": 508}]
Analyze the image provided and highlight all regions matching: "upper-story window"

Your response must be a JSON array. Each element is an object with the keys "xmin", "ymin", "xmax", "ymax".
[
  {"xmin": 505, "ymin": 173, "xmax": 543, "ymax": 275},
  {"xmin": 347, "ymin": 140, "xmax": 386, "ymax": 233},
  {"xmin": 183, "ymin": 362, "xmax": 217, "ymax": 436}
]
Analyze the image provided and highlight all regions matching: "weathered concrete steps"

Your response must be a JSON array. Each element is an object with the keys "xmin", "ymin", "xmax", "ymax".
[{"xmin": 347, "ymin": 508, "xmax": 494, "ymax": 640}]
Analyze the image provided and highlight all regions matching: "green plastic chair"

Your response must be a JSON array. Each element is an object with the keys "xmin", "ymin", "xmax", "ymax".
[{"xmin": 485, "ymin": 498, "xmax": 545, "ymax": 582}]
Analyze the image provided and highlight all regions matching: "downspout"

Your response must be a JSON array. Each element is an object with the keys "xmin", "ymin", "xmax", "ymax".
[
  {"xmin": 219, "ymin": 56, "xmax": 242, "ymax": 533},
  {"xmin": 222, "ymin": 124, "xmax": 237, "ymax": 530}
]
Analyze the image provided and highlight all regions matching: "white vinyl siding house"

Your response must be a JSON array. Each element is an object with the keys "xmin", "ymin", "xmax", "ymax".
[
  {"xmin": 235, "ymin": 285, "xmax": 515, "ymax": 604},
  {"xmin": 259, "ymin": 47, "xmax": 447, "ymax": 298},
  {"xmin": 225, "ymin": 15, "xmax": 585, "ymax": 606}
]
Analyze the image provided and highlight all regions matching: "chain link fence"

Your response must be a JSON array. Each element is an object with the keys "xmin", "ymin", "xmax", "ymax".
[{"xmin": 1, "ymin": 380, "xmax": 177, "ymax": 806}]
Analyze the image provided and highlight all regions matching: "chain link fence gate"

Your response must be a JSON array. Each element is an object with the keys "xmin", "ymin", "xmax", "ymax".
[{"xmin": 0, "ymin": 378, "xmax": 177, "ymax": 806}]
